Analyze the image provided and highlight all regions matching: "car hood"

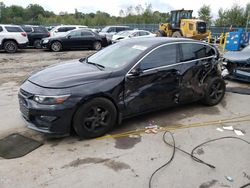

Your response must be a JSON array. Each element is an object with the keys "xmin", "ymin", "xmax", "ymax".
[
  {"xmin": 112, "ymin": 34, "xmax": 126, "ymax": 40},
  {"xmin": 224, "ymin": 51, "xmax": 250, "ymax": 63},
  {"xmin": 28, "ymin": 60, "xmax": 112, "ymax": 89}
]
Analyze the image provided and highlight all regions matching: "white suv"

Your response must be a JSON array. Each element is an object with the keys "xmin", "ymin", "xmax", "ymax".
[
  {"xmin": 0, "ymin": 24, "xmax": 29, "ymax": 53},
  {"xmin": 50, "ymin": 25, "xmax": 88, "ymax": 37}
]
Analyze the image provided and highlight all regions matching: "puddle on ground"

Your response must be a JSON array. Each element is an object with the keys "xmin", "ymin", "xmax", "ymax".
[
  {"xmin": 62, "ymin": 157, "xmax": 131, "ymax": 172},
  {"xmin": 114, "ymin": 136, "xmax": 141, "ymax": 150}
]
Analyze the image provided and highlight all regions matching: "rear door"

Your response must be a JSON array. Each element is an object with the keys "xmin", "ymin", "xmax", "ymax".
[
  {"xmin": 124, "ymin": 44, "xmax": 182, "ymax": 115},
  {"xmin": 178, "ymin": 43, "xmax": 216, "ymax": 102},
  {"xmin": 79, "ymin": 31, "xmax": 97, "ymax": 48}
]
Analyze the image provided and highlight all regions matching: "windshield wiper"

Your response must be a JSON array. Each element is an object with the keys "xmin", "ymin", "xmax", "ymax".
[
  {"xmin": 86, "ymin": 61, "xmax": 105, "ymax": 70},
  {"xmin": 80, "ymin": 57, "xmax": 105, "ymax": 70}
]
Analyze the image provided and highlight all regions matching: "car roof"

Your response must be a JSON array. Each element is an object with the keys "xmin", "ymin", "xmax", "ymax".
[
  {"xmin": 105, "ymin": 25, "xmax": 130, "ymax": 28},
  {"xmin": 119, "ymin": 37, "xmax": 198, "ymax": 46},
  {"xmin": 0, "ymin": 24, "xmax": 22, "ymax": 27},
  {"xmin": 55, "ymin": 25, "xmax": 87, "ymax": 27}
]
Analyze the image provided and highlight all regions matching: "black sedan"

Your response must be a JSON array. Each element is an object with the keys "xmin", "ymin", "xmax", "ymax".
[
  {"xmin": 19, "ymin": 38, "xmax": 225, "ymax": 138},
  {"xmin": 41, "ymin": 29, "xmax": 108, "ymax": 52}
]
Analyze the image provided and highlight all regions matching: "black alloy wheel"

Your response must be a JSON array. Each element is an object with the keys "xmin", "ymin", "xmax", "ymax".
[
  {"xmin": 202, "ymin": 77, "xmax": 225, "ymax": 106},
  {"xmin": 73, "ymin": 98, "xmax": 117, "ymax": 138}
]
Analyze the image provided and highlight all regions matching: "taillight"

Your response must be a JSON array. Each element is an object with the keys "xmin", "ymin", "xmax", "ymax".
[
  {"xmin": 48, "ymin": 32, "xmax": 50, "ymax": 37},
  {"xmin": 21, "ymin": 32, "xmax": 27, "ymax": 37}
]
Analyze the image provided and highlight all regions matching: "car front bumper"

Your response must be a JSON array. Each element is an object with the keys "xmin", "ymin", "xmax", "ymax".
[{"xmin": 18, "ymin": 88, "xmax": 77, "ymax": 136}]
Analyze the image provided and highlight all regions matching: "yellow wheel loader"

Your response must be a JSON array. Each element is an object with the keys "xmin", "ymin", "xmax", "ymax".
[{"xmin": 157, "ymin": 9, "xmax": 209, "ymax": 40}]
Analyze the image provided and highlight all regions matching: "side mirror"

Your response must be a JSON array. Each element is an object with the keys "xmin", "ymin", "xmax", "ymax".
[
  {"xmin": 67, "ymin": 35, "xmax": 72, "ymax": 39},
  {"xmin": 55, "ymin": 30, "xmax": 58, "ymax": 33},
  {"xmin": 129, "ymin": 68, "xmax": 142, "ymax": 77}
]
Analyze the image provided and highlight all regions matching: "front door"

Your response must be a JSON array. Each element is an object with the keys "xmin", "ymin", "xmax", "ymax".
[{"xmin": 124, "ymin": 44, "xmax": 182, "ymax": 115}]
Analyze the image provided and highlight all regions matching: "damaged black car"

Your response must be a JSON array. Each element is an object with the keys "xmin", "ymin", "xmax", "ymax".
[
  {"xmin": 223, "ymin": 45, "xmax": 250, "ymax": 82},
  {"xmin": 18, "ymin": 38, "xmax": 225, "ymax": 138}
]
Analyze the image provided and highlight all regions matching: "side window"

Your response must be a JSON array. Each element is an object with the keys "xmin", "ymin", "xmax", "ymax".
[
  {"xmin": 206, "ymin": 46, "xmax": 216, "ymax": 56},
  {"xmin": 140, "ymin": 44, "xmax": 178, "ymax": 70},
  {"xmin": 22, "ymin": 26, "xmax": 32, "ymax": 33},
  {"xmin": 107, "ymin": 27, "xmax": 115, "ymax": 32},
  {"xmin": 69, "ymin": 30, "xmax": 82, "ymax": 37},
  {"xmin": 0, "ymin": 26, "xmax": 3, "ymax": 32},
  {"xmin": 181, "ymin": 43, "xmax": 207, "ymax": 62},
  {"xmin": 66, "ymin": 27, "xmax": 76, "ymax": 31},
  {"xmin": 81, "ymin": 31, "xmax": 94, "ymax": 37},
  {"xmin": 57, "ymin": 27, "xmax": 66, "ymax": 32},
  {"xmin": 5, "ymin": 26, "xmax": 23, "ymax": 32},
  {"xmin": 139, "ymin": 31, "xmax": 149, "ymax": 36},
  {"xmin": 116, "ymin": 27, "xmax": 126, "ymax": 32},
  {"xmin": 33, "ymin": 27, "xmax": 48, "ymax": 33}
]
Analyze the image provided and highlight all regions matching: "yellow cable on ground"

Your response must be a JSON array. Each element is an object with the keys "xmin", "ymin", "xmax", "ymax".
[{"xmin": 96, "ymin": 114, "xmax": 250, "ymax": 140}]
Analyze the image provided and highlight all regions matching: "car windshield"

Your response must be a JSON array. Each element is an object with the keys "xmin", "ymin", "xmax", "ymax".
[
  {"xmin": 87, "ymin": 42, "xmax": 150, "ymax": 69},
  {"xmin": 100, "ymin": 27, "xmax": 109, "ymax": 32},
  {"xmin": 119, "ymin": 31, "xmax": 132, "ymax": 36}
]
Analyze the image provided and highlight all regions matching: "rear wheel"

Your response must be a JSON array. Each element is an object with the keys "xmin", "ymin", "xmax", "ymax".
[
  {"xmin": 73, "ymin": 98, "xmax": 117, "ymax": 138},
  {"xmin": 33, "ymin": 39, "xmax": 41, "ymax": 49},
  {"xmin": 93, "ymin": 41, "xmax": 102, "ymax": 51},
  {"xmin": 50, "ymin": 41, "xmax": 62, "ymax": 52},
  {"xmin": 4, "ymin": 41, "xmax": 18, "ymax": 53},
  {"xmin": 202, "ymin": 77, "xmax": 225, "ymax": 106},
  {"xmin": 155, "ymin": 30, "xmax": 166, "ymax": 37},
  {"xmin": 172, "ymin": 31, "xmax": 182, "ymax": 38}
]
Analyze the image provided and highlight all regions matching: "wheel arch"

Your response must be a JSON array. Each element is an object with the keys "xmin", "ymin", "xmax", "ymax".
[
  {"xmin": 70, "ymin": 94, "xmax": 121, "ymax": 133},
  {"xmin": 2, "ymin": 38, "xmax": 18, "ymax": 45}
]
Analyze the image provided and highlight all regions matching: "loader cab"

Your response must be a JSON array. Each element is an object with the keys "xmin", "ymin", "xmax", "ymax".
[{"xmin": 170, "ymin": 10, "xmax": 193, "ymax": 29}]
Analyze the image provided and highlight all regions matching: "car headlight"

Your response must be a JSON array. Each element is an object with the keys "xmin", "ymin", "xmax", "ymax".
[
  {"xmin": 43, "ymin": 39, "xmax": 49, "ymax": 44},
  {"xmin": 33, "ymin": 94, "xmax": 70, "ymax": 105}
]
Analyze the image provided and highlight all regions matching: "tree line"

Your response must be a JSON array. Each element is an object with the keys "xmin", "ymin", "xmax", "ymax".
[{"xmin": 0, "ymin": 2, "xmax": 249, "ymax": 27}]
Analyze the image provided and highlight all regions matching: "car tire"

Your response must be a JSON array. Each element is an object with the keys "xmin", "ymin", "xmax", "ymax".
[
  {"xmin": 4, "ymin": 40, "xmax": 18, "ymax": 53},
  {"xmin": 34, "ymin": 39, "xmax": 41, "ymax": 49},
  {"xmin": 202, "ymin": 77, "xmax": 225, "ymax": 106},
  {"xmin": 172, "ymin": 31, "xmax": 182, "ymax": 38},
  {"xmin": 155, "ymin": 30, "xmax": 166, "ymax": 37},
  {"xmin": 50, "ymin": 41, "xmax": 62, "ymax": 52},
  {"xmin": 73, "ymin": 98, "xmax": 117, "ymax": 139},
  {"xmin": 93, "ymin": 41, "xmax": 102, "ymax": 51}
]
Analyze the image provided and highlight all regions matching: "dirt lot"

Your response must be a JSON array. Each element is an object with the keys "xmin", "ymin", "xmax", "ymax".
[{"xmin": 0, "ymin": 49, "xmax": 250, "ymax": 188}]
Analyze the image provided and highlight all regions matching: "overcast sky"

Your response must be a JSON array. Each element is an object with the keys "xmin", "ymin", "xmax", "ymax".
[{"xmin": 2, "ymin": 0, "xmax": 248, "ymax": 18}]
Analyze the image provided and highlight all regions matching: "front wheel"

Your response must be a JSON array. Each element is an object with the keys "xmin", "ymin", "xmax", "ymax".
[
  {"xmin": 202, "ymin": 77, "xmax": 225, "ymax": 106},
  {"xmin": 33, "ymin": 39, "xmax": 42, "ymax": 49},
  {"xmin": 50, "ymin": 41, "xmax": 62, "ymax": 52},
  {"xmin": 93, "ymin": 41, "xmax": 102, "ymax": 51},
  {"xmin": 73, "ymin": 98, "xmax": 117, "ymax": 138},
  {"xmin": 172, "ymin": 31, "xmax": 182, "ymax": 38}
]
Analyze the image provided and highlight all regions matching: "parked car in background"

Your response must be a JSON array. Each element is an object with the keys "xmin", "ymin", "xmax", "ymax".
[
  {"xmin": 223, "ymin": 45, "xmax": 250, "ymax": 82},
  {"xmin": 19, "ymin": 38, "xmax": 225, "ymax": 138},
  {"xmin": 112, "ymin": 30, "xmax": 156, "ymax": 43},
  {"xmin": 99, "ymin": 25, "xmax": 131, "ymax": 44},
  {"xmin": 50, "ymin": 25, "xmax": 88, "ymax": 37},
  {"xmin": 41, "ymin": 29, "xmax": 108, "ymax": 52},
  {"xmin": 21, "ymin": 25, "xmax": 50, "ymax": 48},
  {"xmin": 0, "ymin": 24, "xmax": 28, "ymax": 53}
]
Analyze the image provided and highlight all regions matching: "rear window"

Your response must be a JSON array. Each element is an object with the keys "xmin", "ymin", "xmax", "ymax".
[
  {"xmin": 33, "ymin": 27, "xmax": 48, "ymax": 33},
  {"xmin": 181, "ymin": 43, "xmax": 209, "ymax": 62},
  {"xmin": 22, "ymin": 26, "xmax": 32, "ymax": 32},
  {"xmin": 5, "ymin": 26, "xmax": 23, "ymax": 32}
]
